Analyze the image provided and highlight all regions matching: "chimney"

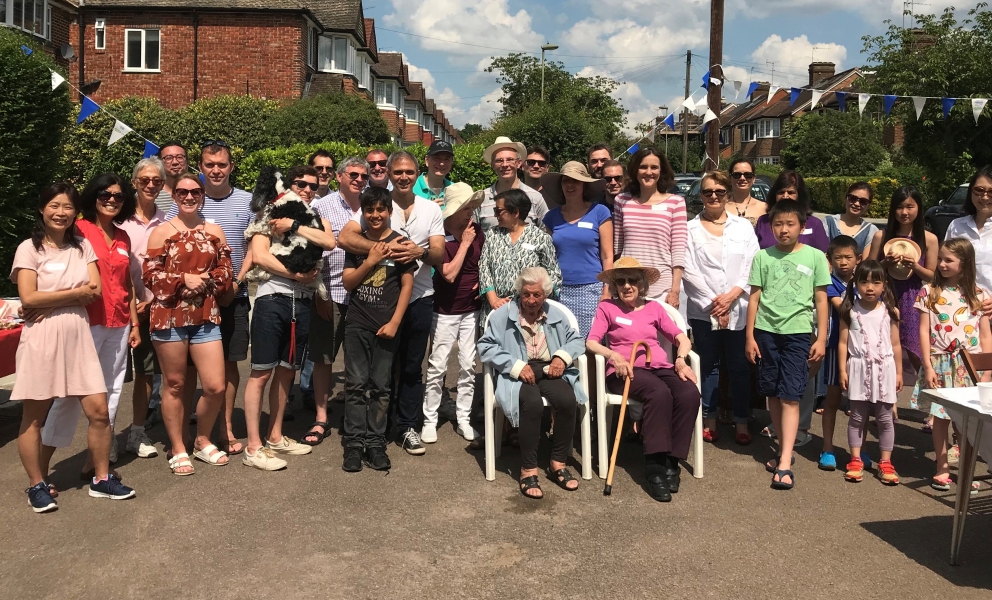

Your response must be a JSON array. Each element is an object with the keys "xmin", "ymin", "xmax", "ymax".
[
  {"xmin": 906, "ymin": 28, "xmax": 936, "ymax": 52},
  {"xmin": 809, "ymin": 62, "xmax": 836, "ymax": 87},
  {"xmin": 752, "ymin": 82, "xmax": 770, "ymax": 101}
]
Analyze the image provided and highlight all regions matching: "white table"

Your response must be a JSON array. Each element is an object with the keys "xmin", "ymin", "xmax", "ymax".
[{"xmin": 919, "ymin": 387, "xmax": 992, "ymax": 565}]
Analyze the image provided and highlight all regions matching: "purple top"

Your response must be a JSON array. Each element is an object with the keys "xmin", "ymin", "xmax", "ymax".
[{"xmin": 754, "ymin": 214, "xmax": 829, "ymax": 253}]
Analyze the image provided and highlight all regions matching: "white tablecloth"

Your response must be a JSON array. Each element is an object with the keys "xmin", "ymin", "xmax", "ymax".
[{"xmin": 928, "ymin": 388, "xmax": 992, "ymax": 464}]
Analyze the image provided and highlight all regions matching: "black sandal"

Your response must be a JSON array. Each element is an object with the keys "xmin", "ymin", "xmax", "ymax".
[
  {"xmin": 519, "ymin": 475, "xmax": 543, "ymax": 499},
  {"xmin": 302, "ymin": 421, "xmax": 330, "ymax": 446},
  {"xmin": 545, "ymin": 467, "xmax": 579, "ymax": 491}
]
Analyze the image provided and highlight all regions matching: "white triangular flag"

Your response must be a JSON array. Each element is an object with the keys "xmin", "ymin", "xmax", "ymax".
[
  {"xmin": 646, "ymin": 127, "xmax": 656, "ymax": 142},
  {"xmin": 912, "ymin": 96, "xmax": 927, "ymax": 121},
  {"xmin": 107, "ymin": 120, "xmax": 133, "ymax": 146},
  {"xmin": 702, "ymin": 109, "xmax": 718, "ymax": 126},
  {"xmin": 973, "ymin": 98, "xmax": 988, "ymax": 124},
  {"xmin": 711, "ymin": 77, "xmax": 722, "ymax": 87},
  {"xmin": 680, "ymin": 93, "xmax": 696, "ymax": 111},
  {"xmin": 810, "ymin": 90, "xmax": 823, "ymax": 110},
  {"xmin": 51, "ymin": 70, "xmax": 65, "ymax": 90},
  {"xmin": 733, "ymin": 80, "xmax": 742, "ymax": 100},
  {"xmin": 767, "ymin": 86, "xmax": 780, "ymax": 104},
  {"xmin": 858, "ymin": 93, "xmax": 871, "ymax": 116}
]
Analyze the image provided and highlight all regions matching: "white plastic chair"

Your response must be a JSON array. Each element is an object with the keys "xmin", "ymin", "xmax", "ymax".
[
  {"xmin": 594, "ymin": 300, "xmax": 704, "ymax": 479},
  {"xmin": 482, "ymin": 299, "xmax": 593, "ymax": 481}
]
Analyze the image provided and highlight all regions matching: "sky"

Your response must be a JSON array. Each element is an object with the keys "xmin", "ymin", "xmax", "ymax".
[{"xmin": 366, "ymin": 0, "xmax": 962, "ymax": 134}]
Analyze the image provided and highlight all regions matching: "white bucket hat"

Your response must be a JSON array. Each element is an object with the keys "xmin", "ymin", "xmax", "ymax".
[{"xmin": 441, "ymin": 182, "xmax": 485, "ymax": 219}]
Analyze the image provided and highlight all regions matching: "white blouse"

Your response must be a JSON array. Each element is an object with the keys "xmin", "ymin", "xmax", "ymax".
[
  {"xmin": 682, "ymin": 214, "xmax": 760, "ymax": 330},
  {"xmin": 945, "ymin": 215, "xmax": 992, "ymax": 294}
]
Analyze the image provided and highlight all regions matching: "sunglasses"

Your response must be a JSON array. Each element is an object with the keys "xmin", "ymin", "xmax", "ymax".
[
  {"xmin": 97, "ymin": 191, "xmax": 125, "ymax": 203},
  {"xmin": 701, "ymin": 189, "xmax": 727, "ymax": 198},
  {"xmin": 846, "ymin": 194, "xmax": 870, "ymax": 205},
  {"xmin": 604, "ymin": 175, "xmax": 624, "ymax": 183},
  {"xmin": 493, "ymin": 207, "xmax": 508, "ymax": 216},
  {"xmin": 345, "ymin": 172, "xmax": 370, "ymax": 181},
  {"xmin": 174, "ymin": 188, "xmax": 204, "ymax": 200},
  {"xmin": 314, "ymin": 166, "xmax": 334, "ymax": 173},
  {"xmin": 973, "ymin": 186, "xmax": 992, "ymax": 198},
  {"xmin": 525, "ymin": 159, "xmax": 548, "ymax": 168},
  {"xmin": 368, "ymin": 159, "xmax": 388, "ymax": 168},
  {"xmin": 200, "ymin": 139, "xmax": 230, "ymax": 149},
  {"xmin": 614, "ymin": 276, "xmax": 640, "ymax": 287},
  {"xmin": 136, "ymin": 177, "xmax": 164, "ymax": 187},
  {"xmin": 731, "ymin": 172, "xmax": 755, "ymax": 180},
  {"xmin": 292, "ymin": 180, "xmax": 319, "ymax": 191}
]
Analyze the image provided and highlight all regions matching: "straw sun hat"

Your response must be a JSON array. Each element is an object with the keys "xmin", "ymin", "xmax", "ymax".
[
  {"xmin": 882, "ymin": 238, "xmax": 922, "ymax": 281},
  {"xmin": 440, "ymin": 182, "xmax": 485, "ymax": 219},
  {"xmin": 596, "ymin": 257, "xmax": 661, "ymax": 285},
  {"xmin": 539, "ymin": 161, "xmax": 608, "ymax": 208}
]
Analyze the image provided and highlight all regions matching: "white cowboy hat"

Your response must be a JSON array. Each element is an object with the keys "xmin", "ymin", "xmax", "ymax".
[
  {"xmin": 483, "ymin": 136, "xmax": 527, "ymax": 164},
  {"xmin": 441, "ymin": 182, "xmax": 485, "ymax": 219}
]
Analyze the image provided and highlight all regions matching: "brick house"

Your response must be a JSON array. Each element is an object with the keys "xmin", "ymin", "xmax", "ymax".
[
  {"xmin": 422, "ymin": 98, "xmax": 436, "ymax": 146},
  {"xmin": 370, "ymin": 51, "xmax": 408, "ymax": 145},
  {"xmin": 403, "ymin": 81, "xmax": 427, "ymax": 145},
  {"xmin": 2, "ymin": 0, "xmax": 76, "ymax": 68}
]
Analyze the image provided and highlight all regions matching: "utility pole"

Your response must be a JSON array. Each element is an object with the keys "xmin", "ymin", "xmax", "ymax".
[
  {"xmin": 704, "ymin": 0, "xmax": 724, "ymax": 171},
  {"xmin": 681, "ymin": 49, "xmax": 691, "ymax": 174},
  {"xmin": 540, "ymin": 43, "xmax": 558, "ymax": 103}
]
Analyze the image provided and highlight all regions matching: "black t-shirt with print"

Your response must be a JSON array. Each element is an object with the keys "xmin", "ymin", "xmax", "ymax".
[{"xmin": 344, "ymin": 231, "xmax": 415, "ymax": 331}]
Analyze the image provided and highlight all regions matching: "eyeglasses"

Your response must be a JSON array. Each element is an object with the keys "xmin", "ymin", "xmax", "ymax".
[
  {"xmin": 200, "ymin": 139, "xmax": 230, "ymax": 149},
  {"xmin": 345, "ymin": 172, "xmax": 370, "ymax": 181},
  {"xmin": 161, "ymin": 154, "xmax": 186, "ymax": 163},
  {"xmin": 614, "ymin": 276, "xmax": 640, "ymax": 287},
  {"xmin": 292, "ymin": 180, "xmax": 319, "ymax": 191},
  {"xmin": 603, "ymin": 175, "xmax": 624, "ymax": 183},
  {"xmin": 97, "ymin": 191, "xmax": 125, "ymax": 203},
  {"xmin": 973, "ymin": 186, "xmax": 992, "ymax": 198},
  {"xmin": 493, "ymin": 207, "xmax": 508, "ymax": 216},
  {"xmin": 846, "ymin": 194, "xmax": 871, "ymax": 205},
  {"xmin": 731, "ymin": 172, "xmax": 755, "ymax": 180},
  {"xmin": 493, "ymin": 159, "xmax": 518, "ymax": 166},
  {"xmin": 136, "ymin": 177, "xmax": 164, "ymax": 187},
  {"xmin": 525, "ymin": 159, "xmax": 548, "ymax": 168},
  {"xmin": 368, "ymin": 159, "xmax": 388, "ymax": 168},
  {"xmin": 174, "ymin": 188, "xmax": 204, "ymax": 200},
  {"xmin": 314, "ymin": 166, "xmax": 334, "ymax": 173},
  {"xmin": 701, "ymin": 189, "xmax": 727, "ymax": 198}
]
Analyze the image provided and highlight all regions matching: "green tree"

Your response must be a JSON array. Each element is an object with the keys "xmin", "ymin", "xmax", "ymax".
[
  {"xmin": 781, "ymin": 111, "xmax": 887, "ymax": 176},
  {"xmin": 0, "ymin": 29, "xmax": 73, "ymax": 294},
  {"xmin": 458, "ymin": 123, "xmax": 486, "ymax": 142},
  {"xmin": 862, "ymin": 4, "xmax": 992, "ymax": 198},
  {"xmin": 485, "ymin": 103, "xmax": 605, "ymax": 166},
  {"xmin": 265, "ymin": 93, "xmax": 390, "ymax": 147}
]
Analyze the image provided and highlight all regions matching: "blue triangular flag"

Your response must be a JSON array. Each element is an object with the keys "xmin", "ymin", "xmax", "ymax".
[
  {"xmin": 626, "ymin": 142, "xmax": 640, "ymax": 155},
  {"xmin": 835, "ymin": 91, "xmax": 847, "ymax": 112},
  {"xmin": 942, "ymin": 97, "xmax": 956, "ymax": 119},
  {"xmin": 663, "ymin": 113, "xmax": 676, "ymax": 131},
  {"xmin": 142, "ymin": 140, "xmax": 160, "ymax": 159},
  {"xmin": 20, "ymin": 45, "xmax": 33, "ymax": 56},
  {"xmin": 746, "ymin": 82, "xmax": 760, "ymax": 100},
  {"xmin": 789, "ymin": 88, "xmax": 801, "ymax": 107},
  {"xmin": 76, "ymin": 96, "xmax": 100, "ymax": 123},
  {"xmin": 701, "ymin": 71, "xmax": 710, "ymax": 89},
  {"xmin": 883, "ymin": 94, "xmax": 898, "ymax": 117}
]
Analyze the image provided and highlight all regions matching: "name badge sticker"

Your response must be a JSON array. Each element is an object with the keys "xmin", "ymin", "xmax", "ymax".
[
  {"xmin": 521, "ymin": 242, "xmax": 536, "ymax": 251},
  {"xmin": 117, "ymin": 248, "xmax": 129, "ymax": 257},
  {"xmin": 652, "ymin": 203, "xmax": 668, "ymax": 212},
  {"xmin": 802, "ymin": 227, "xmax": 812, "ymax": 235},
  {"xmin": 796, "ymin": 264, "xmax": 813, "ymax": 277},
  {"xmin": 206, "ymin": 218, "xmax": 217, "ymax": 224},
  {"xmin": 444, "ymin": 235, "xmax": 455, "ymax": 242},
  {"xmin": 577, "ymin": 221, "xmax": 594, "ymax": 229},
  {"xmin": 45, "ymin": 263, "xmax": 67, "ymax": 272},
  {"xmin": 615, "ymin": 316, "xmax": 633, "ymax": 326},
  {"xmin": 380, "ymin": 259, "xmax": 395, "ymax": 266}
]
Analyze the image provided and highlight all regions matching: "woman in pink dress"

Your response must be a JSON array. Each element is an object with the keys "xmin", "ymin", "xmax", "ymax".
[{"xmin": 12, "ymin": 183, "xmax": 135, "ymax": 513}]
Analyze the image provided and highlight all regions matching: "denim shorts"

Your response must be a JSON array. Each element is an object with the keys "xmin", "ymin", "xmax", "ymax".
[
  {"xmin": 150, "ymin": 322, "xmax": 222, "ymax": 344},
  {"xmin": 754, "ymin": 329, "xmax": 811, "ymax": 402}
]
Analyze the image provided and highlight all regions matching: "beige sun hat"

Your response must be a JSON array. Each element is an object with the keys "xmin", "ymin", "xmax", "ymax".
[
  {"xmin": 882, "ymin": 238, "xmax": 922, "ymax": 281},
  {"xmin": 596, "ymin": 256, "xmax": 662, "ymax": 285},
  {"xmin": 441, "ymin": 182, "xmax": 485, "ymax": 219},
  {"xmin": 539, "ymin": 161, "xmax": 608, "ymax": 208},
  {"xmin": 482, "ymin": 136, "xmax": 527, "ymax": 164}
]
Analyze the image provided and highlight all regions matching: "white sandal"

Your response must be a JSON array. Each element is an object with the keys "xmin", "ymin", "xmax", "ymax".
[
  {"xmin": 192, "ymin": 444, "xmax": 229, "ymax": 466},
  {"xmin": 168, "ymin": 452, "xmax": 195, "ymax": 476}
]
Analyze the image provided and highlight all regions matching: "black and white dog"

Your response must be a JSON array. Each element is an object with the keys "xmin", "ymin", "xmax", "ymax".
[{"xmin": 244, "ymin": 166, "xmax": 328, "ymax": 299}]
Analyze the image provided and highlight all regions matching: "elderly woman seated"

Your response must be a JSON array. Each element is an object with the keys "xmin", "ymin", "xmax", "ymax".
[
  {"xmin": 478, "ymin": 266, "xmax": 588, "ymax": 499},
  {"xmin": 586, "ymin": 257, "xmax": 701, "ymax": 503}
]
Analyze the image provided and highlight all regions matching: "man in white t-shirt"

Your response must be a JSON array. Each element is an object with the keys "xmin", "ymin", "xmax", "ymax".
[
  {"xmin": 475, "ymin": 136, "xmax": 548, "ymax": 231},
  {"xmin": 338, "ymin": 151, "xmax": 445, "ymax": 456}
]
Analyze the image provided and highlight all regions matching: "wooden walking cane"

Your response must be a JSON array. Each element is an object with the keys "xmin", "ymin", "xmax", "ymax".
[{"xmin": 604, "ymin": 340, "xmax": 652, "ymax": 496}]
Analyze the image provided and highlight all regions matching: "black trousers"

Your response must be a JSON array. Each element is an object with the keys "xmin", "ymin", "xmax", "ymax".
[{"xmin": 518, "ymin": 360, "xmax": 577, "ymax": 471}]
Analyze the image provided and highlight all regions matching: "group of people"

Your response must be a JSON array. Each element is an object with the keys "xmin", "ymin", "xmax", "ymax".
[{"xmin": 10, "ymin": 131, "xmax": 992, "ymax": 512}]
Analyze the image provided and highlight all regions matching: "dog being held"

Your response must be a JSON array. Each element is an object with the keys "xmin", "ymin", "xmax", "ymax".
[{"xmin": 244, "ymin": 166, "xmax": 328, "ymax": 299}]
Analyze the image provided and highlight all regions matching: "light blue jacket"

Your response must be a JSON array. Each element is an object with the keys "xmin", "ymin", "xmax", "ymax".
[{"xmin": 477, "ymin": 300, "xmax": 588, "ymax": 427}]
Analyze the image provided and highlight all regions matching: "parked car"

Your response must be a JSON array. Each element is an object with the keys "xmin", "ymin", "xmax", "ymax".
[
  {"xmin": 670, "ymin": 174, "xmax": 700, "ymax": 197},
  {"xmin": 684, "ymin": 178, "xmax": 771, "ymax": 219},
  {"xmin": 925, "ymin": 184, "xmax": 968, "ymax": 240}
]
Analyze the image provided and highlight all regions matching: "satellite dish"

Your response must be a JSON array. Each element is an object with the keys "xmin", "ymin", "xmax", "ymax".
[{"xmin": 60, "ymin": 44, "xmax": 76, "ymax": 61}]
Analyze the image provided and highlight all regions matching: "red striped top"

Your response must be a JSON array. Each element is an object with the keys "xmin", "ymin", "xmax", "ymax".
[{"xmin": 613, "ymin": 192, "xmax": 688, "ymax": 298}]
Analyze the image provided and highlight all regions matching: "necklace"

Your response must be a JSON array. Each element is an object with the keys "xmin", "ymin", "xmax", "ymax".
[
  {"xmin": 701, "ymin": 212, "xmax": 727, "ymax": 225},
  {"xmin": 730, "ymin": 195, "xmax": 752, "ymax": 217}
]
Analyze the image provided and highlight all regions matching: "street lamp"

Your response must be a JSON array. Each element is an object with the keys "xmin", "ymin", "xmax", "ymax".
[{"xmin": 541, "ymin": 42, "xmax": 559, "ymax": 103}]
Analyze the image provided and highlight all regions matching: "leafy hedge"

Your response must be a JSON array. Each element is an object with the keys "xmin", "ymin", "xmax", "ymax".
[{"xmin": 806, "ymin": 177, "xmax": 900, "ymax": 218}]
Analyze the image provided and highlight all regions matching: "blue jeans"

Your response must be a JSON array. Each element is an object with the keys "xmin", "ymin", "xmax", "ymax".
[
  {"xmin": 690, "ymin": 319, "xmax": 751, "ymax": 424},
  {"xmin": 395, "ymin": 296, "xmax": 434, "ymax": 432}
]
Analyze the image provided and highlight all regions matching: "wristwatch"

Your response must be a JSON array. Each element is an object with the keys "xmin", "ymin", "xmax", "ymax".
[
  {"xmin": 289, "ymin": 220, "xmax": 300, "ymax": 234},
  {"xmin": 421, "ymin": 247, "xmax": 429, "ymax": 261}
]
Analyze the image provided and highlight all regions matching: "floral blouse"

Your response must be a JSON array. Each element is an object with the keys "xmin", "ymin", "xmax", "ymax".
[
  {"xmin": 143, "ymin": 227, "xmax": 233, "ymax": 331},
  {"xmin": 478, "ymin": 224, "xmax": 562, "ymax": 306}
]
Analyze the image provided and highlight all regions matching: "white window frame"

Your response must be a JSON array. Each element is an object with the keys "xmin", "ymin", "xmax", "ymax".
[
  {"xmin": 756, "ymin": 156, "xmax": 781, "ymax": 165},
  {"xmin": 404, "ymin": 103, "xmax": 419, "ymax": 123},
  {"xmin": 3, "ymin": 0, "xmax": 50, "ymax": 40},
  {"xmin": 359, "ymin": 55, "xmax": 371, "ymax": 89},
  {"xmin": 318, "ymin": 34, "xmax": 356, "ymax": 75},
  {"xmin": 757, "ymin": 118, "xmax": 780, "ymax": 138},
  {"xmin": 375, "ymin": 80, "xmax": 396, "ymax": 108},
  {"xmin": 740, "ymin": 122, "xmax": 756, "ymax": 143},
  {"xmin": 94, "ymin": 18, "xmax": 105, "ymax": 50},
  {"xmin": 306, "ymin": 25, "xmax": 317, "ymax": 68},
  {"xmin": 123, "ymin": 28, "xmax": 161, "ymax": 73}
]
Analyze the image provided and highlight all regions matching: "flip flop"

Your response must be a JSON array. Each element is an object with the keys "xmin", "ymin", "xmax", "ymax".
[
  {"xmin": 302, "ymin": 421, "xmax": 330, "ymax": 446},
  {"xmin": 765, "ymin": 455, "xmax": 795, "ymax": 473},
  {"xmin": 771, "ymin": 469, "xmax": 795, "ymax": 490},
  {"xmin": 219, "ymin": 439, "xmax": 244, "ymax": 455}
]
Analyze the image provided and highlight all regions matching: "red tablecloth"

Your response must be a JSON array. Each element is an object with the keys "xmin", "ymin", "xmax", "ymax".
[{"xmin": 0, "ymin": 325, "xmax": 22, "ymax": 378}]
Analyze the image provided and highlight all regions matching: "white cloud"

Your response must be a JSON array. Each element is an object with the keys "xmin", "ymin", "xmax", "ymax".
[
  {"xmin": 383, "ymin": 0, "xmax": 543, "ymax": 56},
  {"xmin": 747, "ymin": 34, "xmax": 846, "ymax": 87},
  {"xmin": 728, "ymin": 0, "xmax": 957, "ymax": 20},
  {"xmin": 563, "ymin": 18, "xmax": 707, "ymax": 64}
]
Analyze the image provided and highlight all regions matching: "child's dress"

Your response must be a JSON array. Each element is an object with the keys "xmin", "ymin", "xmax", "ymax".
[
  {"xmin": 846, "ymin": 302, "xmax": 897, "ymax": 404},
  {"xmin": 911, "ymin": 285, "xmax": 988, "ymax": 418}
]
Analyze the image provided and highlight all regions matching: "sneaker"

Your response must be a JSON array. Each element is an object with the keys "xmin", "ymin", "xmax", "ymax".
[
  {"xmin": 948, "ymin": 444, "xmax": 960, "ymax": 466},
  {"xmin": 89, "ymin": 474, "xmax": 136, "ymax": 500},
  {"xmin": 400, "ymin": 428, "xmax": 426, "ymax": 455},
  {"xmin": 845, "ymin": 457, "xmax": 864, "ymax": 482},
  {"xmin": 242, "ymin": 447, "xmax": 288, "ymax": 471},
  {"xmin": 878, "ymin": 460, "xmax": 900, "ymax": 485},
  {"xmin": 343, "ymin": 447, "xmax": 363, "ymax": 472},
  {"xmin": 26, "ymin": 481, "xmax": 58, "ymax": 513},
  {"xmin": 363, "ymin": 446, "xmax": 391, "ymax": 471},
  {"xmin": 144, "ymin": 405, "xmax": 162, "ymax": 428},
  {"xmin": 818, "ymin": 451, "xmax": 837, "ymax": 471},
  {"xmin": 457, "ymin": 424, "xmax": 479, "ymax": 442},
  {"xmin": 125, "ymin": 429, "xmax": 158, "ymax": 458},
  {"xmin": 265, "ymin": 436, "xmax": 313, "ymax": 456},
  {"xmin": 421, "ymin": 423, "xmax": 438, "ymax": 444},
  {"xmin": 109, "ymin": 435, "xmax": 119, "ymax": 464}
]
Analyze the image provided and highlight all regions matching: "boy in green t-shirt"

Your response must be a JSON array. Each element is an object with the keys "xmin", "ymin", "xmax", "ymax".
[{"xmin": 745, "ymin": 200, "xmax": 830, "ymax": 491}]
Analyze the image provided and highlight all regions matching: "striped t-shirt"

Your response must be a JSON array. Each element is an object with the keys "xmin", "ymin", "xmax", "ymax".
[
  {"xmin": 613, "ymin": 192, "xmax": 688, "ymax": 298},
  {"xmin": 167, "ymin": 187, "xmax": 254, "ymax": 297}
]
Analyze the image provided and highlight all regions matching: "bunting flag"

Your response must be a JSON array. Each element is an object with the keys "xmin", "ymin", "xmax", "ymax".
[
  {"xmin": 746, "ymin": 82, "xmax": 760, "ymax": 100},
  {"xmin": 701, "ymin": 71, "xmax": 710, "ymax": 89},
  {"xmin": 701, "ymin": 108, "xmax": 719, "ymax": 127},
  {"xmin": 626, "ymin": 141, "xmax": 640, "ymax": 155},
  {"xmin": 973, "ymin": 98, "xmax": 989, "ymax": 124},
  {"xmin": 733, "ymin": 80, "xmax": 742, "ymax": 100},
  {"xmin": 912, "ymin": 96, "xmax": 927, "ymax": 121},
  {"xmin": 662, "ymin": 113, "xmax": 676, "ymax": 131},
  {"xmin": 858, "ymin": 93, "xmax": 871, "ymax": 116},
  {"xmin": 20, "ymin": 45, "xmax": 32, "ymax": 56},
  {"xmin": 143, "ymin": 140, "xmax": 160, "ymax": 159},
  {"xmin": 77, "ymin": 96, "xmax": 100, "ymax": 123},
  {"xmin": 789, "ymin": 87, "xmax": 801, "ymax": 107},
  {"xmin": 680, "ymin": 93, "xmax": 697, "ymax": 111},
  {"xmin": 108, "ymin": 120, "xmax": 133, "ymax": 146},
  {"xmin": 646, "ymin": 126, "xmax": 657, "ymax": 142},
  {"xmin": 51, "ymin": 70, "xmax": 65, "ymax": 91},
  {"xmin": 810, "ymin": 90, "xmax": 824, "ymax": 110},
  {"xmin": 835, "ymin": 91, "xmax": 847, "ymax": 112},
  {"xmin": 767, "ymin": 86, "xmax": 780, "ymax": 104},
  {"xmin": 942, "ymin": 97, "xmax": 956, "ymax": 120},
  {"xmin": 883, "ymin": 94, "xmax": 898, "ymax": 117}
]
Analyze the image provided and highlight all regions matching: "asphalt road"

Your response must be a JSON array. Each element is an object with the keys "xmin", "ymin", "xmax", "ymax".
[{"xmin": 1, "ymin": 358, "xmax": 991, "ymax": 600}]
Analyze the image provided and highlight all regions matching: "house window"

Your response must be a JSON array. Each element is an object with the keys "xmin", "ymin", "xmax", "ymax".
[
  {"xmin": 2, "ymin": 0, "xmax": 50, "ymax": 39},
  {"xmin": 95, "ymin": 18, "xmax": 105, "ymax": 50},
  {"xmin": 756, "ymin": 156, "xmax": 781, "ymax": 165},
  {"xmin": 375, "ymin": 80, "xmax": 395, "ymax": 107},
  {"xmin": 124, "ymin": 29, "xmax": 160, "ymax": 72},
  {"xmin": 318, "ymin": 35, "xmax": 356, "ymax": 74},
  {"xmin": 404, "ymin": 105, "xmax": 418, "ymax": 122},
  {"xmin": 740, "ymin": 122, "xmax": 756, "ymax": 143},
  {"xmin": 306, "ymin": 26, "xmax": 317, "ymax": 68},
  {"xmin": 757, "ymin": 118, "xmax": 780, "ymax": 138},
  {"xmin": 358, "ymin": 55, "xmax": 371, "ymax": 89}
]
